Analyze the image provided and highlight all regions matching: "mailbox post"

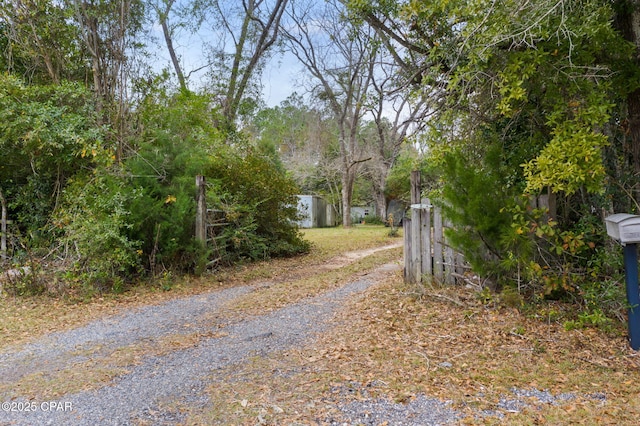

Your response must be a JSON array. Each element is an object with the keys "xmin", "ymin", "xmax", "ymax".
[{"xmin": 605, "ymin": 214, "xmax": 640, "ymax": 350}]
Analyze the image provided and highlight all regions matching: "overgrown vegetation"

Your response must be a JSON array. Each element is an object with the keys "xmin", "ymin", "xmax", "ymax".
[
  {"xmin": 1, "ymin": 81, "xmax": 308, "ymax": 296},
  {"xmin": 352, "ymin": 0, "xmax": 638, "ymax": 328},
  {"xmin": 2, "ymin": 0, "xmax": 640, "ymax": 333}
]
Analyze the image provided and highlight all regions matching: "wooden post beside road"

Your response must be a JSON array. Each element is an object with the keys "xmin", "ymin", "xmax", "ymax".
[
  {"xmin": 195, "ymin": 175, "xmax": 207, "ymax": 245},
  {"xmin": 421, "ymin": 198, "xmax": 432, "ymax": 277},
  {"xmin": 0, "ymin": 189, "xmax": 7, "ymax": 260},
  {"xmin": 410, "ymin": 171, "xmax": 422, "ymax": 283}
]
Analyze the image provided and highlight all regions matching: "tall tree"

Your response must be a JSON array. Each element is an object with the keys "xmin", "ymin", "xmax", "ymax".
[
  {"xmin": 152, "ymin": 0, "xmax": 188, "ymax": 92},
  {"xmin": 71, "ymin": 0, "xmax": 145, "ymax": 160},
  {"xmin": 0, "ymin": 0, "xmax": 84, "ymax": 84},
  {"xmin": 284, "ymin": 0, "xmax": 378, "ymax": 226},
  {"xmin": 352, "ymin": 0, "xmax": 637, "ymax": 199},
  {"xmin": 363, "ymin": 49, "xmax": 433, "ymax": 219},
  {"xmin": 351, "ymin": 0, "xmax": 640, "ymax": 297},
  {"xmin": 190, "ymin": 0, "xmax": 290, "ymax": 128},
  {"xmin": 249, "ymin": 94, "xmax": 343, "ymax": 206}
]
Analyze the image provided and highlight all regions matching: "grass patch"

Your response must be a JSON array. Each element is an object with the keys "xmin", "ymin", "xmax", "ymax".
[
  {"xmin": 218, "ymin": 246, "xmax": 402, "ymax": 318},
  {"xmin": 302, "ymin": 225, "xmax": 398, "ymax": 258}
]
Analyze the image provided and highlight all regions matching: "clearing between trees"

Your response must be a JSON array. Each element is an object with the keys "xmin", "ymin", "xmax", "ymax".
[{"xmin": 0, "ymin": 226, "xmax": 639, "ymax": 425}]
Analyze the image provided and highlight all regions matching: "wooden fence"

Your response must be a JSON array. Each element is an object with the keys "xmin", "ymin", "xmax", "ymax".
[
  {"xmin": 195, "ymin": 175, "xmax": 230, "ymax": 267},
  {"xmin": 0, "ymin": 190, "xmax": 16, "ymax": 263},
  {"xmin": 1, "ymin": 190, "xmax": 7, "ymax": 261},
  {"xmin": 403, "ymin": 171, "xmax": 468, "ymax": 285}
]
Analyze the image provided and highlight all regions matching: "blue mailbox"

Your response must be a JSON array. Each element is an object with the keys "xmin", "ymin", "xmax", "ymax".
[{"xmin": 605, "ymin": 214, "xmax": 640, "ymax": 350}]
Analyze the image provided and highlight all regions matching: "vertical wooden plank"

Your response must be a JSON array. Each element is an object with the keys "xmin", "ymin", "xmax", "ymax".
[
  {"xmin": 433, "ymin": 206, "xmax": 444, "ymax": 283},
  {"xmin": 408, "ymin": 170, "xmax": 422, "ymax": 284},
  {"xmin": 195, "ymin": 175, "xmax": 207, "ymax": 245},
  {"xmin": 411, "ymin": 207, "xmax": 422, "ymax": 283},
  {"xmin": 0, "ymin": 197, "xmax": 6, "ymax": 260},
  {"xmin": 444, "ymin": 218, "xmax": 455, "ymax": 284},
  {"xmin": 455, "ymin": 252, "xmax": 465, "ymax": 275},
  {"xmin": 420, "ymin": 198, "xmax": 432, "ymax": 277},
  {"xmin": 410, "ymin": 171, "xmax": 421, "ymax": 204},
  {"xmin": 403, "ymin": 217, "xmax": 413, "ymax": 283},
  {"xmin": 0, "ymin": 189, "xmax": 6, "ymax": 260}
]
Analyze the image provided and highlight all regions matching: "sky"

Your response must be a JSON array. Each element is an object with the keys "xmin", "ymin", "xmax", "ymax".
[
  {"xmin": 261, "ymin": 51, "xmax": 304, "ymax": 107},
  {"xmin": 150, "ymin": 13, "xmax": 303, "ymax": 109}
]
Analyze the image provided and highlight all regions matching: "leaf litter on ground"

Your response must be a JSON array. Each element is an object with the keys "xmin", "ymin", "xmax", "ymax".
[
  {"xmin": 1, "ymin": 226, "xmax": 639, "ymax": 425},
  {"xmin": 193, "ymin": 264, "xmax": 640, "ymax": 425}
]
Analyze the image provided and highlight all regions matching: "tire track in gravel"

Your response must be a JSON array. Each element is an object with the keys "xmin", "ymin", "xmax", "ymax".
[
  {"xmin": 0, "ymin": 242, "xmax": 401, "ymax": 386},
  {"xmin": 0, "ymin": 244, "xmax": 401, "ymax": 425},
  {"xmin": 0, "ymin": 285, "xmax": 253, "ymax": 385}
]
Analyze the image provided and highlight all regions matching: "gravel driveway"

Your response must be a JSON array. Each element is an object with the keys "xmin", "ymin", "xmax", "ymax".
[
  {"xmin": 0, "ymin": 243, "xmax": 466, "ymax": 426},
  {"xmin": 0, "ymin": 240, "xmax": 605, "ymax": 425}
]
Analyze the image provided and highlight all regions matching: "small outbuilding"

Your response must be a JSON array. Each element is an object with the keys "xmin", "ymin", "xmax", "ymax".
[
  {"xmin": 296, "ymin": 195, "xmax": 336, "ymax": 228},
  {"xmin": 350, "ymin": 205, "xmax": 376, "ymax": 224}
]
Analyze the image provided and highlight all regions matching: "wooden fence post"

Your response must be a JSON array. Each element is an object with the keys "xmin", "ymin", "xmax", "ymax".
[
  {"xmin": 433, "ymin": 206, "xmax": 444, "ymax": 283},
  {"xmin": 195, "ymin": 175, "xmax": 207, "ymax": 245},
  {"xmin": 421, "ymin": 198, "xmax": 432, "ymax": 277},
  {"xmin": 410, "ymin": 171, "xmax": 422, "ymax": 283},
  {"xmin": 0, "ymin": 189, "xmax": 7, "ymax": 260},
  {"xmin": 403, "ymin": 217, "xmax": 412, "ymax": 283},
  {"xmin": 444, "ymin": 218, "xmax": 455, "ymax": 284},
  {"xmin": 403, "ymin": 179, "xmax": 471, "ymax": 285}
]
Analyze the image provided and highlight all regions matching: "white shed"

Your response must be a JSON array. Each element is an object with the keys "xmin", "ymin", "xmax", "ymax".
[
  {"xmin": 350, "ymin": 205, "xmax": 376, "ymax": 224},
  {"xmin": 296, "ymin": 195, "xmax": 335, "ymax": 228}
]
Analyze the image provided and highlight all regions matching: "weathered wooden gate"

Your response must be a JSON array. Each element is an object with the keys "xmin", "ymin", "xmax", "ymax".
[
  {"xmin": 195, "ymin": 175, "xmax": 229, "ymax": 267},
  {"xmin": 403, "ymin": 171, "xmax": 468, "ymax": 285},
  {"xmin": 0, "ymin": 189, "xmax": 13, "ymax": 262}
]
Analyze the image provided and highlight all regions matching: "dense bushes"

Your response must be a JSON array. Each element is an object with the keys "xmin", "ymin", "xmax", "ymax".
[
  {"xmin": 432, "ymin": 145, "xmax": 626, "ymax": 326},
  {"xmin": 56, "ymin": 174, "xmax": 142, "ymax": 293},
  {"xmin": 0, "ymin": 75, "xmax": 103, "ymax": 251},
  {"xmin": 2, "ymin": 83, "xmax": 308, "ymax": 295},
  {"xmin": 204, "ymin": 146, "xmax": 310, "ymax": 262},
  {"xmin": 436, "ymin": 146, "xmax": 518, "ymax": 285},
  {"xmin": 65, "ymin": 95, "xmax": 304, "ymax": 288}
]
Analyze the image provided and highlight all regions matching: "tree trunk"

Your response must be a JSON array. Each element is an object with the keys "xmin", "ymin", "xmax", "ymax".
[
  {"xmin": 341, "ymin": 168, "xmax": 355, "ymax": 227},
  {"xmin": 221, "ymin": 0, "xmax": 289, "ymax": 127},
  {"xmin": 615, "ymin": 1, "xmax": 640, "ymax": 203},
  {"xmin": 374, "ymin": 184, "xmax": 387, "ymax": 221},
  {"xmin": 158, "ymin": 0, "xmax": 187, "ymax": 92}
]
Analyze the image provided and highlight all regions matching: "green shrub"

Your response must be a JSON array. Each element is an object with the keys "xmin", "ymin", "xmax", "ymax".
[
  {"xmin": 56, "ymin": 174, "xmax": 142, "ymax": 292},
  {"xmin": 436, "ymin": 145, "xmax": 519, "ymax": 286},
  {"xmin": 204, "ymin": 144, "xmax": 310, "ymax": 262},
  {"xmin": 126, "ymin": 90, "xmax": 309, "ymax": 271},
  {"xmin": 0, "ymin": 75, "xmax": 104, "ymax": 248},
  {"xmin": 360, "ymin": 215, "xmax": 386, "ymax": 225},
  {"xmin": 124, "ymin": 130, "xmax": 209, "ymax": 274}
]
